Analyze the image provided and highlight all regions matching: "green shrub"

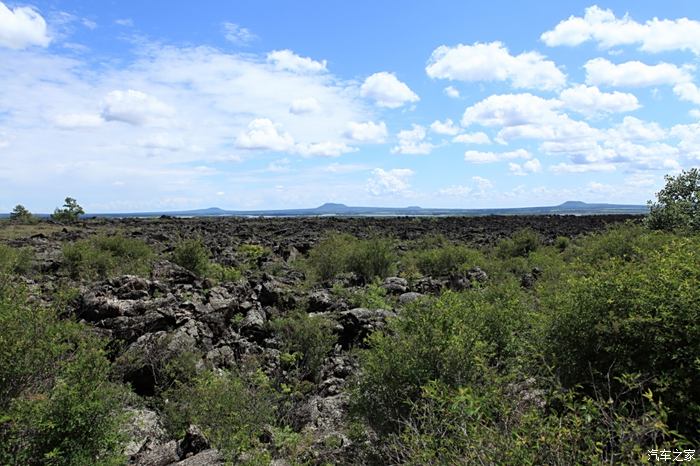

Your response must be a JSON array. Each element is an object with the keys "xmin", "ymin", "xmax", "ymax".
[
  {"xmin": 163, "ymin": 366, "xmax": 276, "ymax": 459},
  {"xmin": 238, "ymin": 243, "xmax": 270, "ymax": 268},
  {"xmin": 307, "ymin": 233, "xmax": 397, "ymax": 283},
  {"xmin": 496, "ymin": 228, "xmax": 542, "ymax": 258},
  {"xmin": 9, "ymin": 205, "xmax": 35, "ymax": 224},
  {"xmin": 171, "ymin": 238, "xmax": 210, "ymax": 276},
  {"xmin": 543, "ymin": 235, "xmax": 700, "ymax": 439},
  {"xmin": 0, "ymin": 289, "xmax": 127, "ymax": 465},
  {"xmin": 646, "ymin": 168, "xmax": 700, "ymax": 231},
  {"xmin": 349, "ymin": 282, "xmax": 391, "ymax": 309},
  {"xmin": 352, "ymin": 284, "xmax": 530, "ymax": 434},
  {"xmin": 207, "ymin": 263, "xmax": 243, "ymax": 283},
  {"xmin": 270, "ymin": 311, "xmax": 336, "ymax": 382},
  {"xmin": 567, "ymin": 222, "xmax": 670, "ymax": 265},
  {"xmin": 62, "ymin": 234, "xmax": 153, "ymax": 280},
  {"xmin": 383, "ymin": 377, "xmax": 679, "ymax": 465},
  {"xmin": 51, "ymin": 197, "xmax": 84, "ymax": 223},
  {"xmin": 0, "ymin": 245, "xmax": 33, "ymax": 276},
  {"xmin": 405, "ymin": 242, "xmax": 484, "ymax": 277}
]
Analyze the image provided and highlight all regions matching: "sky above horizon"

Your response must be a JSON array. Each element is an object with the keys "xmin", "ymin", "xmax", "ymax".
[{"xmin": 1, "ymin": 1, "xmax": 700, "ymax": 212}]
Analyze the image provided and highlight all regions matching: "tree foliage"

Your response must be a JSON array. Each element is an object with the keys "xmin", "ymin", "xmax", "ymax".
[
  {"xmin": 51, "ymin": 197, "xmax": 85, "ymax": 223},
  {"xmin": 646, "ymin": 168, "xmax": 700, "ymax": 231},
  {"xmin": 9, "ymin": 205, "xmax": 34, "ymax": 223}
]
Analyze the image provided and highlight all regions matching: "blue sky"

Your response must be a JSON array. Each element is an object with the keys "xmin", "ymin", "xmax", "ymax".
[{"xmin": 1, "ymin": 1, "xmax": 700, "ymax": 212}]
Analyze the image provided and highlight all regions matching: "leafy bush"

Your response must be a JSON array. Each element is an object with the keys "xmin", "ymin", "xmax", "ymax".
[
  {"xmin": 352, "ymin": 284, "xmax": 530, "ymax": 434},
  {"xmin": 171, "ymin": 238, "xmax": 210, "ymax": 276},
  {"xmin": 207, "ymin": 262, "xmax": 243, "ymax": 283},
  {"xmin": 405, "ymin": 242, "xmax": 484, "ymax": 277},
  {"xmin": 0, "ymin": 288, "xmax": 127, "ymax": 465},
  {"xmin": 270, "ymin": 311, "xmax": 336, "ymax": 382},
  {"xmin": 543, "ymin": 235, "xmax": 700, "ymax": 438},
  {"xmin": 9, "ymin": 205, "xmax": 35, "ymax": 224},
  {"xmin": 63, "ymin": 234, "xmax": 154, "ymax": 279},
  {"xmin": 646, "ymin": 168, "xmax": 700, "ymax": 231},
  {"xmin": 238, "ymin": 243, "xmax": 270, "ymax": 267},
  {"xmin": 566, "ymin": 223, "xmax": 669, "ymax": 265},
  {"xmin": 51, "ymin": 197, "xmax": 84, "ymax": 223},
  {"xmin": 348, "ymin": 282, "xmax": 391, "ymax": 309},
  {"xmin": 0, "ymin": 244, "xmax": 33, "ymax": 276},
  {"xmin": 307, "ymin": 233, "xmax": 397, "ymax": 283},
  {"xmin": 163, "ymin": 366, "xmax": 276, "ymax": 459},
  {"xmin": 495, "ymin": 228, "xmax": 542, "ymax": 258}
]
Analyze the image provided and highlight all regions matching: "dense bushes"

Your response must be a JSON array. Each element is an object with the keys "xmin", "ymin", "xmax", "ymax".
[
  {"xmin": 352, "ymin": 284, "xmax": 531, "ymax": 434},
  {"xmin": 0, "ymin": 288, "xmax": 127, "ymax": 465},
  {"xmin": 307, "ymin": 233, "xmax": 396, "ymax": 283},
  {"xmin": 163, "ymin": 366, "xmax": 276, "ymax": 459},
  {"xmin": 171, "ymin": 237, "xmax": 210, "ymax": 276},
  {"xmin": 63, "ymin": 234, "xmax": 154, "ymax": 279},
  {"xmin": 496, "ymin": 227, "xmax": 542, "ymax": 258},
  {"xmin": 544, "ymin": 234, "xmax": 700, "ymax": 436},
  {"xmin": 404, "ymin": 239, "xmax": 484, "ymax": 277}
]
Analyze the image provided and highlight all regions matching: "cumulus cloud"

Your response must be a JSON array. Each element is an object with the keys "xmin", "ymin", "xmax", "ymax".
[
  {"xmin": 440, "ymin": 176, "xmax": 493, "ymax": 197},
  {"xmin": 464, "ymin": 148, "xmax": 531, "ymax": 164},
  {"xmin": 360, "ymin": 72, "xmax": 419, "ymax": 108},
  {"xmin": 222, "ymin": 22, "xmax": 256, "ymax": 45},
  {"xmin": 295, "ymin": 141, "xmax": 356, "ymax": 158},
  {"xmin": 444, "ymin": 86, "xmax": 460, "ymax": 98},
  {"xmin": 391, "ymin": 124, "xmax": 434, "ymax": 155},
  {"xmin": 559, "ymin": 84, "xmax": 640, "ymax": 116},
  {"xmin": 541, "ymin": 5, "xmax": 700, "ymax": 55},
  {"xmin": 584, "ymin": 58, "xmax": 693, "ymax": 88},
  {"xmin": 236, "ymin": 118, "xmax": 295, "ymax": 151},
  {"xmin": 509, "ymin": 158, "xmax": 542, "ymax": 176},
  {"xmin": 267, "ymin": 49, "xmax": 327, "ymax": 74},
  {"xmin": 607, "ymin": 116, "xmax": 666, "ymax": 142},
  {"xmin": 53, "ymin": 113, "xmax": 104, "ymax": 129},
  {"xmin": 344, "ymin": 121, "xmax": 387, "ymax": 143},
  {"xmin": 0, "ymin": 2, "xmax": 50, "ymax": 49},
  {"xmin": 101, "ymin": 89, "xmax": 175, "ymax": 126},
  {"xmin": 452, "ymin": 132, "xmax": 491, "ymax": 145},
  {"xmin": 429, "ymin": 118, "xmax": 460, "ymax": 135},
  {"xmin": 289, "ymin": 97, "xmax": 321, "ymax": 115},
  {"xmin": 461, "ymin": 93, "xmax": 599, "ymax": 144},
  {"xmin": 472, "ymin": 176, "xmax": 493, "ymax": 190},
  {"xmin": 426, "ymin": 41, "xmax": 566, "ymax": 91},
  {"xmin": 367, "ymin": 168, "xmax": 414, "ymax": 195}
]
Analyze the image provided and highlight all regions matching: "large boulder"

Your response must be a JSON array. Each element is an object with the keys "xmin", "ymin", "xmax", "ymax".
[{"xmin": 337, "ymin": 308, "xmax": 396, "ymax": 348}]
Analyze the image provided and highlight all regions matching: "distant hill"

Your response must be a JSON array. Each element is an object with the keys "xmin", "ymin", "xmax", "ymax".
[{"xmin": 1, "ymin": 200, "xmax": 648, "ymax": 219}]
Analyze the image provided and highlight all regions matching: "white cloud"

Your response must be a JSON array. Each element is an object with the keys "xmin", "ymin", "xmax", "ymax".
[
  {"xmin": 222, "ymin": 22, "xmax": 256, "ymax": 45},
  {"xmin": 53, "ymin": 113, "xmax": 104, "ymax": 129},
  {"xmin": 444, "ymin": 86, "xmax": 460, "ymax": 98},
  {"xmin": 236, "ymin": 118, "xmax": 295, "ymax": 151},
  {"xmin": 464, "ymin": 148, "xmax": 531, "ymax": 164},
  {"xmin": 461, "ymin": 93, "xmax": 599, "ymax": 144},
  {"xmin": 295, "ymin": 141, "xmax": 356, "ymax": 158},
  {"xmin": 289, "ymin": 97, "xmax": 321, "ymax": 115},
  {"xmin": 559, "ymin": 84, "xmax": 640, "ymax": 116},
  {"xmin": 430, "ymin": 118, "xmax": 460, "ymax": 135},
  {"xmin": 266, "ymin": 158, "xmax": 291, "ymax": 173},
  {"xmin": 360, "ymin": 72, "xmax": 419, "ymax": 108},
  {"xmin": 321, "ymin": 163, "xmax": 369, "ymax": 174},
  {"xmin": 607, "ymin": 116, "xmax": 666, "ymax": 142},
  {"xmin": 584, "ymin": 58, "xmax": 692, "ymax": 88},
  {"xmin": 426, "ymin": 41, "xmax": 566, "ymax": 91},
  {"xmin": 101, "ymin": 89, "xmax": 175, "ymax": 126},
  {"xmin": 137, "ymin": 133, "xmax": 186, "ymax": 151},
  {"xmin": 391, "ymin": 124, "xmax": 434, "ymax": 155},
  {"xmin": 344, "ymin": 121, "xmax": 387, "ymax": 143},
  {"xmin": 367, "ymin": 168, "xmax": 414, "ymax": 195},
  {"xmin": 0, "ymin": 2, "xmax": 50, "ymax": 49},
  {"xmin": 267, "ymin": 49, "xmax": 327, "ymax": 74},
  {"xmin": 509, "ymin": 158, "xmax": 542, "ymax": 176},
  {"xmin": 114, "ymin": 18, "xmax": 133, "ymax": 27},
  {"xmin": 439, "ymin": 185, "xmax": 472, "ymax": 196},
  {"xmin": 452, "ymin": 132, "xmax": 491, "ymax": 145},
  {"xmin": 673, "ymin": 82, "xmax": 700, "ymax": 105},
  {"xmin": 549, "ymin": 162, "xmax": 616, "ymax": 173},
  {"xmin": 541, "ymin": 5, "xmax": 700, "ymax": 55},
  {"xmin": 472, "ymin": 176, "xmax": 493, "ymax": 190}
]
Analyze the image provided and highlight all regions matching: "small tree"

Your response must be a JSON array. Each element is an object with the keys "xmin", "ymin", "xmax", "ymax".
[
  {"xmin": 9, "ymin": 205, "xmax": 34, "ymax": 223},
  {"xmin": 52, "ymin": 197, "xmax": 85, "ymax": 223},
  {"xmin": 646, "ymin": 168, "xmax": 700, "ymax": 231}
]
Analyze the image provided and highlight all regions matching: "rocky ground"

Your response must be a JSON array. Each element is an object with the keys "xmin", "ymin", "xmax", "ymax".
[{"xmin": 2, "ymin": 214, "xmax": 640, "ymax": 465}]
